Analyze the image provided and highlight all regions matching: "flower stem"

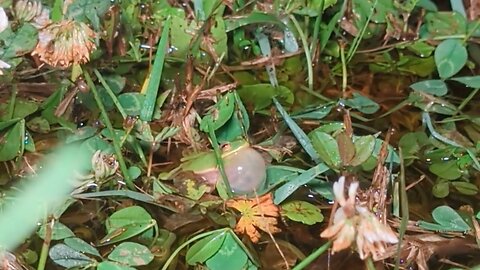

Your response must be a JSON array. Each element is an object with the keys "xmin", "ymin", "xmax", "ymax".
[
  {"xmin": 292, "ymin": 241, "xmax": 331, "ymax": 270},
  {"xmin": 83, "ymin": 69, "xmax": 134, "ymax": 189}
]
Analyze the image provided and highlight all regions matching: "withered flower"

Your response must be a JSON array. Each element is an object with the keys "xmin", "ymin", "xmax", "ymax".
[
  {"xmin": 320, "ymin": 177, "xmax": 398, "ymax": 261},
  {"xmin": 32, "ymin": 19, "xmax": 96, "ymax": 68},
  {"xmin": 14, "ymin": 0, "xmax": 50, "ymax": 29},
  {"xmin": 92, "ymin": 150, "xmax": 119, "ymax": 180}
]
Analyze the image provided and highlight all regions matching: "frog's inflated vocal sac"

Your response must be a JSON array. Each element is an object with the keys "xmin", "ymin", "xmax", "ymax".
[{"xmin": 180, "ymin": 140, "xmax": 266, "ymax": 195}]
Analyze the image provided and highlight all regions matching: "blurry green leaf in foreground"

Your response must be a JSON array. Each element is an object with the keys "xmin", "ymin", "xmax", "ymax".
[{"xmin": 0, "ymin": 145, "xmax": 89, "ymax": 251}]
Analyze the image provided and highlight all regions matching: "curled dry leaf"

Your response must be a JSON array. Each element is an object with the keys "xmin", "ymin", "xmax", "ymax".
[
  {"xmin": 227, "ymin": 193, "xmax": 281, "ymax": 243},
  {"xmin": 320, "ymin": 177, "xmax": 398, "ymax": 261}
]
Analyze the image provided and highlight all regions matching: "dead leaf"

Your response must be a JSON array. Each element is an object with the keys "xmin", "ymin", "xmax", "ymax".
[{"xmin": 227, "ymin": 193, "xmax": 281, "ymax": 243}]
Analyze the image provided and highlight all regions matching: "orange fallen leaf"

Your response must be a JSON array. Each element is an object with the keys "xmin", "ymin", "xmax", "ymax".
[{"xmin": 226, "ymin": 193, "xmax": 281, "ymax": 243}]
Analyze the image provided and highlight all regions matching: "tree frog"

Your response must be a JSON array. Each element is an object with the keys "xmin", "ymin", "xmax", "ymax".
[{"xmin": 179, "ymin": 139, "xmax": 266, "ymax": 195}]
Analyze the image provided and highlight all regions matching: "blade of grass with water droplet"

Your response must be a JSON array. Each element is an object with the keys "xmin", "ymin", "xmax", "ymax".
[
  {"xmin": 140, "ymin": 17, "xmax": 171, "ymax": 121},
  {"xmin": 224, "ymin": 12, "xmax": 286, "ymax": 32},
  {"xmin": 272, "ymin": 97, "xmax": 321, "ymax": 164},
  {"xmin": 94, "ymin": 69, "xmax": 127, "ymax": 119},
  {"xmin": 274, "ymin": 163, "xmax": 329, "ymax": 205}
]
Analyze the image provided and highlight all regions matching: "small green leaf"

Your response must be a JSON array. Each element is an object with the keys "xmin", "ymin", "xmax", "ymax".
[
  {"xmin": 0, "ymin": 24, "xmax": 38, "ymax": 58},
  {"xmin": 49, "ymin": 244, "xmax": 95, "ymax": 268},
  {"xmin": 64, "ymin": 237, "xmax": 100, "ymax": 257},
  {"xmin": 424, "ymin": 12, "xmax": 466, "ymax": 37},
  {"xmin": 432, "ymin": 180, "xmax": 450, "ymax": 198},
  {"xmin": 169, "ymin": 12, "xmax": 195, "ymax": 58},
  {"xmin": 452, "ymin": 181, "xmax": 478, "ymax": 195},
  {"xmin": 211, "ymin": 16, "xmax": 228, "ymax": 59},
  {"xmin": 281, "ymin": 201, "xmax": 324, "ymax": 225},
  {"xmin": 343, "ymin": 93, "xmax": 379, "ymax": 114},
  {"xmin": 127, "ymin": 166, "xmax": 141, "ymax": 180},
  {"xmin": 0, "ymin": 99, "xmax": 39, "ymax": 121},
  {"xmin": 309, "ymin": 131, "xmax": 341, "ymax": 168},
  {"xmin": 237, "ymin": 84, "xmax": 294, "ymax": 111},
  {"xmin": 0, "ymin": 120, "xmax": 24, "ymax": 161},
  {"xmin": 205, "ymin": 233, "xmax": 248, "ymax": 270},
  {"xmin": 406, "ymin": 41, "xmax": 435, "ymax": 57},
  {"xmin": 118, "ymin": 93, "xmax": 145, "ymax": 116},
  {"xmin": 0, "ymin": 118, "xmax": 21, "ymax": 132},
  {"xmin": 65, "ymin": 0, "xmax": 111, "ymax": 30},
  {"xmin": 410, "ymin": 80, "xmax": 448, "ymax": 96},
  {"xmin": 23, "ymin": 131, "xmax": 35, "ymax": 152},
  {"xmin": 435, "ymin": 39, "xmax": 467, "ymax": 79},
  {"xmin": 101, "ymin": 206, "xmax": 156, "ymax": 245},
  {"xmin": 186, "ymin": 230, "xmax": 227, "ymax": 265},
  {"xmin": 451, "ymin": 76, "xmax": 480, "ymax": 88},
  {"xmin": 200, "ymin": 92, "xmax": 235, "ymax": 131},
  {"xmin": 26, "ymin": 116, "xmax": 50, "ymax": 134},
  {"xmin": 108, "ymin": 242, "xmax": 154, "ymax": 266},
  {"xmin": 103, "ymin": 74, "xmax": 126, "ymax": 94},
  {"xmin": 418, "ymin": 205, "xmax": 471, "ymax": 232},
  {"xmin": 429, "ymin": 160, "xmax": 462, "ymax": 180},
  {"xmin": 97, "ymin": 261, "xmax": 136, "ymax": 270},
  {"xmin": 350, "ymin": 135, "xmax": 375, "ymax": 166},
  {"xmin": 38, "ymin": 222, "xmax": 74, "ymax": 241},
  {"xmin": 399, "ymin": 132, "xmax": 429, "ymax": 160},
  {"xmin": 65, "ymin": 126, "xmax": 97, "ymax": 144}
]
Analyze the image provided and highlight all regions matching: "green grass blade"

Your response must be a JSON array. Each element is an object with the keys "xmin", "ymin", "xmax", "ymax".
[
  {"xmin": 94, "ymin": 69, "xmax": 127, "ymax": 119},
  {"xmin": 0, "ymin": 146, "xmax": 89, "ymax": 251},
  {"xmin": 84, "ymin": 70, "xmax": 134, "ymax": 189},
  {"xmin": 274, "ymin": 163, "xmax": 329, "ymax": 205},
  {"xmin": 292, "ymin": 241, "xmax": 331, "ymax": 270},
  {"xmin": 51, "ymin": 0, "xmax": 63, "ymax": 22},
  {"xmin": 394, "ymin": 148, "xmax": 409, "ymax": 270},
  {"xmin": 272, "ymin": 98, "xmax": 321, "ymax": 164},
  {"xmin": 140, "ymin": 17, "xmax": 171, "ymax": 121}
]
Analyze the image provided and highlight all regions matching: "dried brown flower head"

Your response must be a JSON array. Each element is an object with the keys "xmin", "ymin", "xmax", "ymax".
[
  {"xmin": 32, "ymin": 20, "xmax": 96, "ymax": 68},
  {"xmin": 320, "ymin": 177, "xmax": 398, "ymax": 261}
]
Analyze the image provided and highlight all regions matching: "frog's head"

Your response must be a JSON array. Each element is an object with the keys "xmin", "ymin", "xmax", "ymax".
[{"xmin": 220, "ymin": 139, "xmax": 249, "ymax": 157}]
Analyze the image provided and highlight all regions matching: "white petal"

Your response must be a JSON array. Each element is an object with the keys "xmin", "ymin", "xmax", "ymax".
[
  {"xmin": 0, "ymin": 59, "xmax": 10, "ymax": 69},
  {"xmin": 347, "ymin": 181, "xmax": 359, "ymax": 201},
  {"xmin": 0, "ymin": 8, "xmax": 8, "ymax": 33},
  {"xmin": 333, "ymin": 176, "xmax": 346, "ymax": 205}
]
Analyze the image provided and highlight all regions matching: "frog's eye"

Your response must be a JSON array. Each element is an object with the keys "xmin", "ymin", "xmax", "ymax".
[{"xmin": 220, "ymin": 143, "xmax": 231, "ymax": 151}]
